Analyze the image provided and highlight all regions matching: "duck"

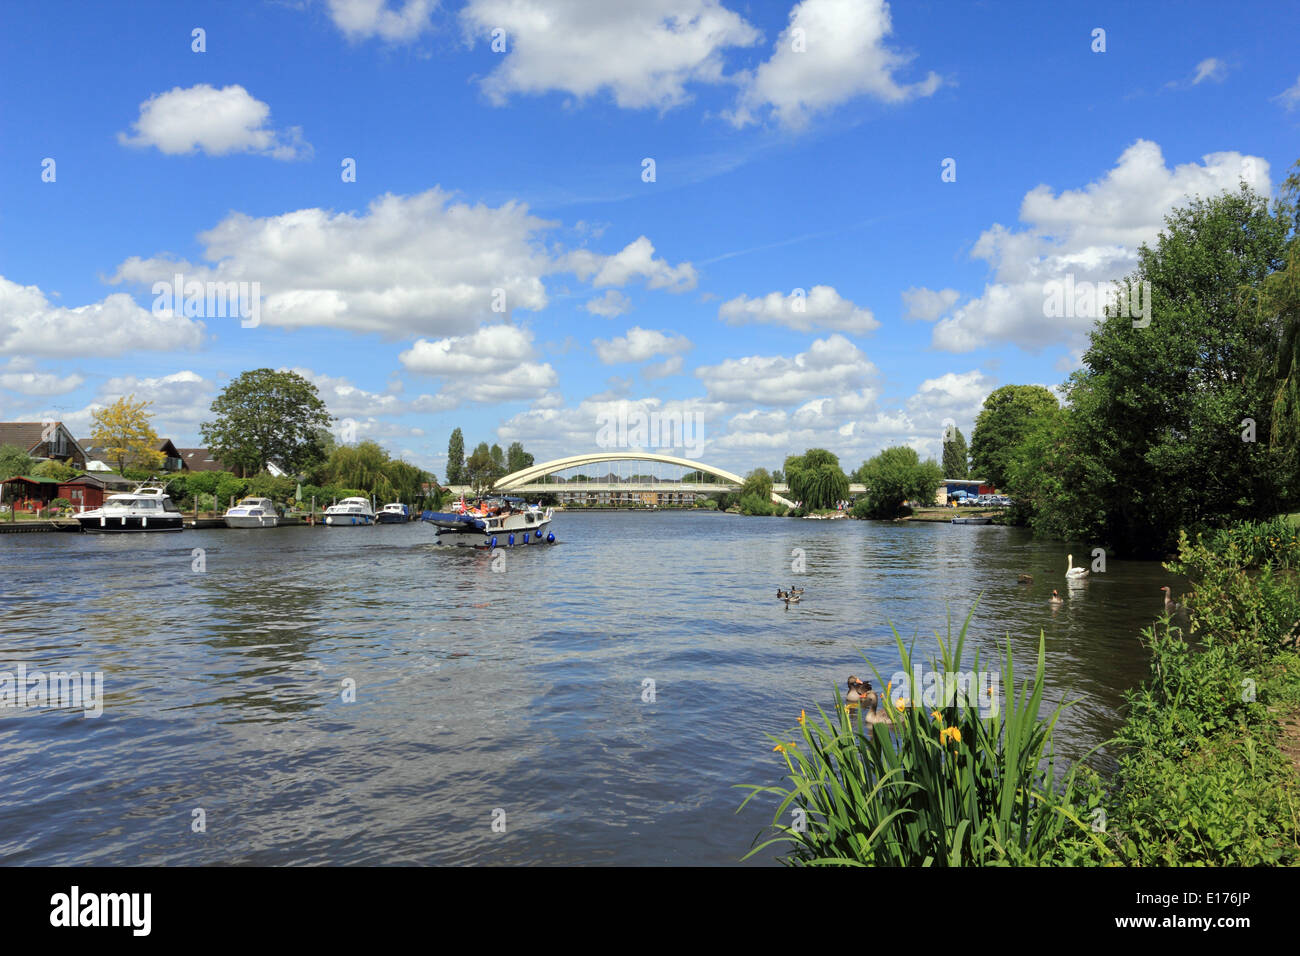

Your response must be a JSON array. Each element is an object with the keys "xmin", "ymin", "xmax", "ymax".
[
  {"xmin": 863, "ymin": 699, "xmax": 893, "ymax": 725},
  {"xmin": 1018, "ymin": 573, "xmax": 1034, "ymax": 584},
  {"xmin": 1160, "ymin": 586, "xmax": 1181, "ymax": 613},
  {"xmin": 1065, "ymin": 554, "xmax": 1089, "ymax": 579},
  {"xmin": 846, "ymin": 678, "xmax": 878, "ymax": 709},
  {"xmin": 1049, "ymin": 589, "xmax": 1064, "ymax": 605}
]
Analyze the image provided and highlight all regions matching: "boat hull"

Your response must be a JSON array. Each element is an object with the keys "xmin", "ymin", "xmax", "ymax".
[
  {"xmin": 376, "ymin": 513, "xmax": 408, "ymax": 524},
  {"xmin": 77, "ymin": 514, "xmax": 184, "ymax": 533},
  {"xmin": 224, "ymin": 515, "xmax": 278, "ymax": 528},
  {"xmin": 324, "ymin": 514, "xmax": 374, "ymax": 526}
]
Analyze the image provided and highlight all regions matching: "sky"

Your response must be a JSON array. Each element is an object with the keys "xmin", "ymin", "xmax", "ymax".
[{"xmin": 1, "ymin": 0, "xmax": 1297, "ymax": 480}]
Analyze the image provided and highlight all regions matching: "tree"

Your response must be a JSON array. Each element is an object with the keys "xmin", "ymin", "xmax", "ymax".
[
  {"xmin": 1056, "ymin": 183, "xmax": 1291, "ymax": 555},
  {"xmin": 771, "ymin": 469, "xmax": 784, "ymax": 484},
  {"xmin": 490, "ymin": 444, "xmax": 505, "ymax": 470},
  {"xmin": 91, "ymin": 395, "xmax": 165, "ymax": 475},
  {"xmin": 969, "ymin": 386, "xmax": 1060, "ymax": 488},
  {"xmin": 1260, "ymin": 161, "xmax": 1300, "ymax": 502},
  {"xmin": 0, "ymin": 444, "xmax": 34, "ymax": 480},
  {"xmin": 784, "ymin": 448, "xmax": 849, "ymax": 510},
  {"xmin": 506, "ymin": 441, "xmax": 533, "ymax": 473},
  {"xmin": 942, "ymin": 426, "xmax": 969, "ymax": 478},
  {"xmin": 446, "ymin": 428, "xmax": 465, "ymax": 485},
  {"xmin": 853, "ymin": 447, "xmax": 944, "ymax": 519},
  {"xmin": 32, "ymin": 459, "xmax": 76, "ymax": 481},
  {"xmin": 741, "ymin": 467, "xmax": 773, "ymax": 501},
  {"xmin": 201, "ymin": 369, "xmax": 331, "ymax": 477},
  {"xmin": 466, "ymin": 443, "xmax": 501, "ymax": 495}
]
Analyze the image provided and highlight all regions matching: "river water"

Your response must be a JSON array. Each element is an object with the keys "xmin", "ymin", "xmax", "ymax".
[{"xmin": 0, "ymin": 511, "xmax": 1183, "ymax": 865}]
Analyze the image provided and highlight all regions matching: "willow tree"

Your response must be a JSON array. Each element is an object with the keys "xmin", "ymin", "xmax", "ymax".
[{"xmin": 784, "ymin": 448, "xmax": 849, "ymax": 510}]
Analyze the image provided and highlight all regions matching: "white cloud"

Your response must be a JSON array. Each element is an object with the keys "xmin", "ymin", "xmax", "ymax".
[
  {"xmin": 593, "ymin": 326, "xmax": 692, "ymax": 364},
  {"xmin": 695, "ymin": 333, "xmax": 878, "ymax": 406},
  {"xmin": 398, "ymin": 325, "xmax": 557, "ymax": 405},
  {"xmin": 1275, "ymin": 74, "xmax": 1300, "ymax": 111},
  {"xmin": 718, "ymin": 284, "xmax": 878, "ymax": 334},
  {"xmin": 584, "ymin": 289, "xmax": 632, "ymax": 317},
  {"xmin": 567, "ymin": 236, "xmax": 697, "ymax": 292},
  {"xmin": 326, "ymin": 0, "xmax": 438, "ymax": 42},
  {"xmin": 460, "ymin": 0, "xmax": 759, "ymax": 109},
  {"xmin": 1191, "ymin": 57, "xmax": 1228, "ymax": 85},
  {"xmin": 0, "ymin": 359, "xmax": 84, "ymax": 396},
  {"xmin": 643, "ymin": 355, "xmax": 685, "ymax": 379},
  {"xmin": 118, "ymin": 84, "xmax": 310, "ymax": 160},
  {"xmin": 729, "ymin": 0, "xmax": 940, "ymax": 128},
  {"xmin": 930, "ymin": 140, "xmax": 1272, "ymax": 352},
  {"xmin": 0, "ymin": 276, "xmax": 205, "ymax": 358},
  {"xmin": 901, "ymin": 286, "xmax": 959, "ymax": 321},
  {"xmin": 113, "ymin": 192, "xmax": 694, "ymax": 338}
]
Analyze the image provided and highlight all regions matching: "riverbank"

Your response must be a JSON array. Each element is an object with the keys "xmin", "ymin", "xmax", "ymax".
[{"xmin": 743, "ymin": 515, "xmax": 1300, "ymax": 865}]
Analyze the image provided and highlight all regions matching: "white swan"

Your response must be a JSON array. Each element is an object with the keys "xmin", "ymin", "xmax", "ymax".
[{"xmin": 1065, "ymin": 554, "xmax": 1089, "ymax": 579}]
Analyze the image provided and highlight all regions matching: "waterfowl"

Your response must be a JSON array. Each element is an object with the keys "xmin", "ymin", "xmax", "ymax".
[
  {"xmin": 776, "ymin": 589, "xmax": 789, "ymax": 599},
  {"xmin": 790, "ymin": 587, "xmax": 804, "ymax": 596},
  {"xmin": 845, "ymin": 676, "xmax": 865, "ymax": 702},
  {"xmin": 1018, "ymin": 573, "xmax": 1034, "ymax": 585},
  {"xmin": 1065, "ymin": 554, "xmax": 1089, "ymax": 579},
  {"xmin": 863, "ymin": 701, "xmax": 893, "ymax": 725},
  {"xmin": 1049, "ymin": 589, "xmax": 1064, "ymax": 605},
  {"xmin": 1160, "ymin": 586, "xmax": 1181, "ymax": 613},
  {"xmin": 846, "ymin": 678, "xmax": 877, "ymax": 709}
]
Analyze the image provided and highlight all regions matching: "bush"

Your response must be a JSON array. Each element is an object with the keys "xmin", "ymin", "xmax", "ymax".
[{"xmin": 739, "ymin": 493, "xmax": 775, "ymax": 516}]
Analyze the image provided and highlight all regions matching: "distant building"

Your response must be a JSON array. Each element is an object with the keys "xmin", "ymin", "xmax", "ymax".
[
  {"xmin": 0, "ymin": 421, "xmax": 86, "ymax": 469},
  {"xmin": 175, "ymin": 448, "xmax": 228, "ymax": 472},
  {"xmin": 79, "ymin": 438, "xmax": 186, "ymax": 473}
]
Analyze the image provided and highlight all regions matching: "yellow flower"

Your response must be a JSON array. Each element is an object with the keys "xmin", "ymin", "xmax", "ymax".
[
  {"xmin": 894, "ymin": 697, "xmax": 910, "ymax": 711},
  {"xmin": 797, "ymin": 709, "xmax": 806, "ymax": 725},
  {"xmin": 940, "ymin": 726, "xmax": 962, "ymax": 746},
  {"xmin": 930, "ymin": 709, "xmax": 942, "ymax": 722},
  {"xmin": 773, "ymin": 742, "xmax": 798, "ymax": 753}
]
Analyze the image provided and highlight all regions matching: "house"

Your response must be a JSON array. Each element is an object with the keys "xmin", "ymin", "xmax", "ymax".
[
  {"xmin": 175, "ymin": 448, "xmax": 228, "ymax": 472},
  {"xmin": 57, "ymin": 474, "xmax": 108, "ymax": 512},
  {"xmin": 0, "ymin": 422, "xmax": 86, "ymax": 469},
  {"xmin": 79, "ymin": 438, "xmax": 185, "ymax": 473}
]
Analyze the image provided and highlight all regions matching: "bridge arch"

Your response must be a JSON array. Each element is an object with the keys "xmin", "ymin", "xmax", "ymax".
[{"xmin": 495, "ymin": 452, "xmax": 795, "ymax": 508}]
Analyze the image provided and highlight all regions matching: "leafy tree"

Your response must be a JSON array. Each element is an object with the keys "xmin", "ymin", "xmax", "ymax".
[
  {"xmin": 942, "ymin": 426, "xmax": 969, "ymax": 479},
  {"xmin": 969, "ymin": 386, "xmax": 1059, "ymax": 488},
  {"xmin": 771, "ymin": 469, "xmax": 784, "ymax": 484},
  {"xmin": 784, "ymin": 448, "xmax": 849, "ymax": 510},
  {"xmin": 0, "ymin": 444, "xmax": 35, "ymax": 480},
  {"xmin": 854, "ymin": 447, "xmax": 944, "ymax": 519},
  {"xmin": 32, "ymin": 459, "xmax": 77, "ymax": 481},
  {"xmin": 506, "ymin": 441, "xmax": 533, "ymax": 473},
  {"xmin": 446, "ymin": 428, "xmax": 465, "ymax": 485},
  {"xmin": 740, "ymin": 467, "xmax": 773, "ymax": 502},
  {"xmin": 739, "ymin": 494, "xmax": 776, "ymax": 516},
  {"xmin": 490, "ymin": 443, "xmax": 505, "ymax": 469},
  {"xmin": 1259, "ymin": 162, "xmax": 1300, "ymax": 501},
  {"xmin": 1058, "ymin": 183, "xmax": 1292, "ymax": 555},
  {"xmin": 201, "ymin": 369, "xmax": 331, "ymax": 477},
  {"xmin": 92, "ymin": 395, "xmax": 166, "ymax": 475},
  {"xmin": 466, "ymin": 443, "xmax": 502, "ymax": 495}
]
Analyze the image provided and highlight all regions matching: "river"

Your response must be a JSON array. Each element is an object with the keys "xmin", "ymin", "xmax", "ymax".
[{"xmin": 0, "ymin": 511, "xmax": 1183, "ymax": 865}]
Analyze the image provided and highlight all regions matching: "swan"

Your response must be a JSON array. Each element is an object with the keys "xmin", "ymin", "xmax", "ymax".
[
  {"xmin": 1065, "ymin": 554, "xmax": 1089, "ymax": 579},
  {"xmin": 1049, "ymin": 589, "xmax": 1064, "ymax": 605}
]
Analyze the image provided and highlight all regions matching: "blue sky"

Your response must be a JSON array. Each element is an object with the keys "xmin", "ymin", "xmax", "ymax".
[{"xmin": 1, "ymin": 0, "xmax": 1297, "ymax": 479}]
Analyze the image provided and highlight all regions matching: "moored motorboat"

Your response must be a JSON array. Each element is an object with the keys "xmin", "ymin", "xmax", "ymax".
[
  {"xmin": 377, "ymin": 502, "xmax": 410, "ymax": 524},
  {"xmin": 422, "ymin": 496, "xmax": 555, "ymax": 547},
  {"xmin": 224, "ymin": 496, "xmax": 279, "ymax": 528},
  {"xmin": 323, "ymin": 497, "xmax": 376, "ymax": 526},
  {"xmin": 76, "ymin": 483, "xmax": 184, "ymax": 533}
]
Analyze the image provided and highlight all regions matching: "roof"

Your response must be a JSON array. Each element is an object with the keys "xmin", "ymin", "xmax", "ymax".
[
  {"xmin": 58, "ymin": 474, "xmax": 106, "ymax": 487},
  {"xmin": 2, "ymin": 475, "xmax": 62, "ymax": 485},
  {"xmin": 175, "ymin": 448, "xmax": 228, "ymax": 472},
  {"xmin": 0, "ymin": 422, "xmax": 83, "ymax": 457}
]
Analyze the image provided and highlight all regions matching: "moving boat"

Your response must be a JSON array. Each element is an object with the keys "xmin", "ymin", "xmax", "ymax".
[
  {"xmin": 224, "ymin": 496, "xmax": 279, "ymax": 528},
  {"xmin": 422, "ymin": 496, "xmax": 555, "ymax": 547},
  {"xmin": 323, "ymin": 497, "xmax": 375, "ymax": 526},
  {"xmin": 376, "ymin": 502, "xmax": 410, "ymax": 524},
  {"xmin": 76, "ymin": 483, "xmax": 184, "ymax": 533}
]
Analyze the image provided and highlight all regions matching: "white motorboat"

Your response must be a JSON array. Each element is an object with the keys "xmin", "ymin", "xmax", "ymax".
[
  {"xmin": 376, "ymin": 502, "xmax": 410, "ymax": 524},
  {"xmin": 323, "ymin": 497, "xmax": 375, "ymax": 526},
  {"xmin": 76, "ymin": 483, "xmax": 184, "ymax": 533},
  {"xmin": 422, "ymin": 496, "xmax": 555, "ymax": 547},
  {"xmin": 224, "ymin": 496, "xmax": 279, "ymax": 528}
]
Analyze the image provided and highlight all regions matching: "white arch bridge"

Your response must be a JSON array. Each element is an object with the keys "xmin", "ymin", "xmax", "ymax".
[{"xmin": 445, "ymin": 452, "xmax": 809, "ymax": 508}]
